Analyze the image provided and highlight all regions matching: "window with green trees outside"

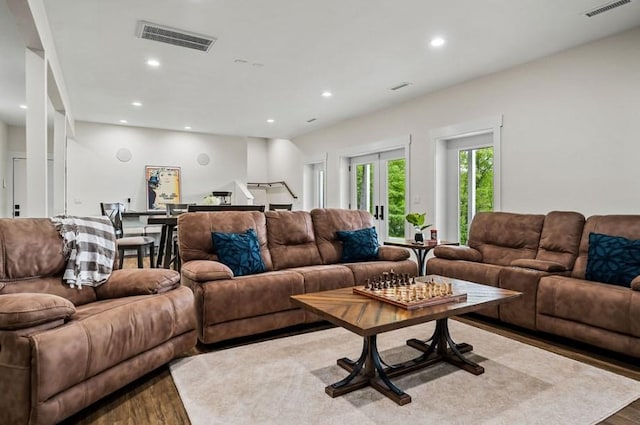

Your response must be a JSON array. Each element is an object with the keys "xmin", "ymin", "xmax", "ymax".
[{"xmin": 459, "ymin": 147, "xmax": 493, "ymax": 244}]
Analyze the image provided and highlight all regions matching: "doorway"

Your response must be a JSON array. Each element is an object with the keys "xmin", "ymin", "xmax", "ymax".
[
  {"xmin": 12, "ymin": 157, "xmax": 53, "ymax": 217},
  {"xmin": 349, "ymin": 148, "xmax": 406, "ymax": 240}
]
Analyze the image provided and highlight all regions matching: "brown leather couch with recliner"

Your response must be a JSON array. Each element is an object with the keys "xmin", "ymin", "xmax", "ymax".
[
  {"xmin": 427, "ymin": 211, "xmax": 640, "ymax": 358},
  {"xmin": 178, "ymin": 208, "xmax": 418, "ymax": 344},
  {"xmin": 0, "ymin": 218, "xmax": 197, "ymax": 425}
]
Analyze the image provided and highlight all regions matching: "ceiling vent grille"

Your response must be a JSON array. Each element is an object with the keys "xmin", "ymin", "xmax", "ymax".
[
  {"xmin": 136, "ymin": 21, "xmax": 216, "ymax": 52},
  {"xmin": 585, "ymin": 0, "xmax": 631, "ymax": 17}
]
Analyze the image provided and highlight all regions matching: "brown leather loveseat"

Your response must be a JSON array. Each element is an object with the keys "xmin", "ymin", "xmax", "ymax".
[
  {"xmin": 0, "ymin": 218, "xmax": 197, "ymax": 425},
  {"xmin": 428, "ymin": 211, "xmax": 640, "ymax": 358},
  {"xmin": 178, "ymin": 208, "xmax": 417, "ymax": 344}
]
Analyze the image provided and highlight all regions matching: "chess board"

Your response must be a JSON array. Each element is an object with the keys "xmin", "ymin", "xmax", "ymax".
[{"xmin": 353, "ymin": 274, "xmax": 467, "ymax": 310}]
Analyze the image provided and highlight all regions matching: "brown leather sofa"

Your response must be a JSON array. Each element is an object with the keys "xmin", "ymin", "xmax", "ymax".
[
  {"xmin": 428, "ymin": 211, "xmax": 640, "ymax": 358},
  {"xmin": 178, "ymin": 208, "xmax": 417, "ymax": 344},
  {"xmin": 0, "ymin": 218, "xmax": 197, "ymax": 425}
]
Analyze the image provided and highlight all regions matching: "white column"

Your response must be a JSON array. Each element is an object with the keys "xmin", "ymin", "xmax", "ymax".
[
  {"xmin": 52, "ymin": 111, "xmax": 66, "ymax": 216},
  {"xmin": 25, "ymin": 47, "xmax": 48, "ymax": 217}
]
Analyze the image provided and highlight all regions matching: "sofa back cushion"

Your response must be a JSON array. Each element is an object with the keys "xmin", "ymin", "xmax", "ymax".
[
  {"xmin": 573, "ymin": 215, "xmax": 640, "ymax": 279},
  {"xmin": 310, "ymin": 208, "xmax": 375, "ymax": 265},
  {"xmin": 0, "ymin": 219, "xmax": 99, "ymax": 306},
  {"xmin": 178, "ymin": 211, "xmax": 273, "ymax": 271},
  {"xmin": 468, "ymin": 212, "xmax": 545, "ymax": 266},
  {"xmin": 536, "ymin": 211, "xmax": 585, "ymax": 269},
  {"xmin": 265, "ymin": 211, "xmax": 322, "ymax": 269}
]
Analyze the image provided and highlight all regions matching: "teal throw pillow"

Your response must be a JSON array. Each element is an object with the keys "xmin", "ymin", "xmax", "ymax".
[
  {"xmin": 585, "ymin": 232, "xmax": 640, "ymax": 287},
  {"xmin": 336, "ymin": 227, "xmax": 379, "ymax": 262},
  {"xmin": 211, "ymin": 228, "xmax": 266, "ymax": 277}
]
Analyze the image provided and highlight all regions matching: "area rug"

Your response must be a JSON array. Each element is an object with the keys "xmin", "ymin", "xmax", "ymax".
[{"xmin": 170, "ymin": 320, "xmax": 640, "ymax": 425}]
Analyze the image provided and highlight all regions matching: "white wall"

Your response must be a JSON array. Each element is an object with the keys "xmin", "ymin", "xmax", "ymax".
[
  {"xmin": 292, "ymin": 27, "xmax": 640, "ymax": 219},
  {"xmin": 266, "ymin": 138, "xmax": 304, "ymax": 209},
  {"xmin": 67, "ymin": 121, "xmax": 251, "ymax": 215},
  {"xmin": 0, "ymin": 120, "xmax": 8, "ymax": 217}
]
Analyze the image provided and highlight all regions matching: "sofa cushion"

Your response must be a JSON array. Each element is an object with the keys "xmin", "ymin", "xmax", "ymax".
[
  {"xmin": 510, "ymin": 259, "xmax": 567, "ymax": 272},
  {"xmin": 337, "ymin": 227, "xmax": 379, "ymax": 262},
  {"xmin": 288, "ymin": 265, "xmax": 355, "ymax": 293},
  {"xmin": 468, "ymin": 212, "xmax": 545, "ymax": 266},
  {"xmin": 633, "ymin": 276, "xmax": 640, "ymax": 291},
  {"xmin": 345, "ymin": 260, "xmax": 418, "ymax": 286},
  {"xmin": 212, "ymin": 229, "xmax": 266, "ymax": 277},
  {"xmin": 178, "ymin": 212, "xmax": 273, "ymax": 271},
  {"xmin": 311, "ymin": 208, "xmax": 374, "ymax": 265},
  {"xmin": 585, "ymin": 233, "xmax": 640, "ymax": 287},
  {"xmin": 535, "ymin": 211, "xmax": 585, "ymax": 269},
  {"xmin": 265, "ymin": 211, "xmax": 322, "ymax": 269},
  {"xmin": 572, "ymin": 215, "xmax": 640, "ymax": 279}
]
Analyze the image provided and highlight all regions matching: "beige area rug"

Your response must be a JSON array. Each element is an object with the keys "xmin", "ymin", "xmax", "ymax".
[{"xmin": 170, "ymin": 320, "xmax": 640, "ymax": 425}]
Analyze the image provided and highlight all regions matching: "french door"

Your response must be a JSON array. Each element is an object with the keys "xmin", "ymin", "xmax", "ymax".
[
  {"xmin": 445, "ymin": 134, "xmax": 494, "ymax": 244},
  {"xmin": 349, "ymin": 148, "xmax": 406, "ymax": 241}
]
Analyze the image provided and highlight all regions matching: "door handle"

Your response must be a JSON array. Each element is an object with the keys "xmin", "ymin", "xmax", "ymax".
[
  {"xmin": 374, "ymin": 205, "xmax": 379, "ymax": 220},
  {"xmin": 380, "ymin": 205, "xmax": 384, "ymax": 220}
]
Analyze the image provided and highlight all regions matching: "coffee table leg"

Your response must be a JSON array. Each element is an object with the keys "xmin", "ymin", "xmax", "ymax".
[
  {"xmin": 406, "ymin": 318, "xmax": 484, "ymax": 375},
  {"xmin": 327, "ymin": 335, "xmax": 411, "ymax": 405}
]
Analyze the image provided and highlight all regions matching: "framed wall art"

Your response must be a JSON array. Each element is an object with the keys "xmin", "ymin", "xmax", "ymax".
[{"xmin": 145, "ymin": 165, "xmax": 181, "ymax": 210}]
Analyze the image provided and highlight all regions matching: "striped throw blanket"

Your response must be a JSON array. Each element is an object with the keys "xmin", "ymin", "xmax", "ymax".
[{"xmin": 50, "ymin": 216, "xmax": 117, "ymax": 289}]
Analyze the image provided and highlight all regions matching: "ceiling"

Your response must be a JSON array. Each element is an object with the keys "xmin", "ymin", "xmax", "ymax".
[{"xmin": 2, "ymin": 0, "xmax": 640, "ymax": 139}]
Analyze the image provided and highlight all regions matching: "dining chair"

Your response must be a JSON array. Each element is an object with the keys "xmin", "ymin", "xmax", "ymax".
[
  {"xmin": 187, "ymin": 204, "xmax": 266, "ymax": 212},
  {"xmin": 268, "ymin": 203, "xmax": 293, "ymax": 211},
  {"xmin": 100, "ymin": 202, "xmax": 155, "ymax": 268}
]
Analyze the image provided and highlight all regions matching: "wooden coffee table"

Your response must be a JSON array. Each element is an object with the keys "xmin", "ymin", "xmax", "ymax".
[{"xmin": 290, "ymin": 277, "xmax": 521, "ymax": 405}]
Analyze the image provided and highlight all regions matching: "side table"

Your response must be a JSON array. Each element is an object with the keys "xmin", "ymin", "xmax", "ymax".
[{"xmin": 383, "ymin": 239, "xmax": 458, "ymax": 276}]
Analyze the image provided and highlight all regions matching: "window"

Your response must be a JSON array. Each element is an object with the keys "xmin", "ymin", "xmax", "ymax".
[{"xmin": 458, "ymin": 147, "xmax": 494, "ymax": 244}]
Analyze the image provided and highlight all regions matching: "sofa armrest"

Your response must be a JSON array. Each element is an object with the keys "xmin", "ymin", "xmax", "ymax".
[
  {"xmin": 182, "ymin": 260, "xmax": 234, "ymax": 283},
  {"xmin": 377, "ymin": 246, "xmax": 410, "ymax": 261},
  {"xmin": 0, "ymin": 293, "xmax": 75, "ymax": 330},
  {"xmin": 433, "ymin": 245, "xmax": 482, "ymax": 262},
  {"xmin": 94, "ymin": 269, "xmax": 181, "ymax": 300},
  {"xmin": 632, "ymin": 276, "xmax": 640, "ymax": 291},
  {"xmin": 510, "ymin": 259, "xmax": 567, "ymax": 272}
]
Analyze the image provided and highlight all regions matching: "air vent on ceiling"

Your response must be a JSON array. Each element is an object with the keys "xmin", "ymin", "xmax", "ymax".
[
  {"xmin": 306, "ymin": 118, "xmax": 317, "ymax": 123},
  {"xmin": 136, "ymin": 21, "xmax": 216, "ymax": 52},
  {"xmin": 585, "ymin": 0, "xmax": 631, "ymax": 17},
  {"xmin": 390, "ymin": 82, "xmax": 411, "ymax": 91}
]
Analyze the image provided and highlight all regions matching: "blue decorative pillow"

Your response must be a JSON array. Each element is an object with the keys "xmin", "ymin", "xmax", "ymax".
[
  {"xmin": 211, "ymin": 228, "xmax": 266, "ymax": 277},
  {"xmin": 586, "ymin": 232, "xmax": 640, "ymax": 287},
  {"xmin": 336, "ymin": 227, "xmax": 379, "ymax": 262}
]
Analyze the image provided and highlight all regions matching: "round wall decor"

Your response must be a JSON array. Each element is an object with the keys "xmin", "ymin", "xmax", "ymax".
[
  {"xmin": 115, "ymin": 148, "xmax": 132, "ymax": 162},
  {"xmin": 197, "ymin": 153, "xmax": 210, "ymax": 166}
]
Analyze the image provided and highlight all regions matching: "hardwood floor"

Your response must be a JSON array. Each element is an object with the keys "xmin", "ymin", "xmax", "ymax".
[{"xmin": 65, "ymin": 260, "xmax": 638, "ymax": 424}]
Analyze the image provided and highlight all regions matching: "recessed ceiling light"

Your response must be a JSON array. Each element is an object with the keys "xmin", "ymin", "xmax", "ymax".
[
  {"xmin": 119, "ymin": 119, "xmax": 128, "ymax": 124},
  {"xmin": 146, "ymin": 59, "xmax": 160, "ymax": 67},
  {"xmin": 266, "ymin": 119, "xmax": 275, "ymax": 124},
  {"xmin": 430, "ymin": 37, "xmax": 445, "ymax": 47},
  {"xmin": 131, "ymin": 101, "xmax": 143, "ymax": 107},
  {"xmin": 322, "ymin": 91, "xmax": 333, "ymax": 98},
  {"xmin": 19, "ymin": 104, "xmax": 28, "ymax": 109},
  {"xmin": 184, "ymin": 126, "xmax": 192, "ymax": 130}
]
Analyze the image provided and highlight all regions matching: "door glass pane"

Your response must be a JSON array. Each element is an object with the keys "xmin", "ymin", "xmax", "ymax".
[
  {"xmin": 459, "ymin": 147, "xmax": 493, "ymax": 244},
  {"xmin": 386, "ymin": 158, "xmax": 405, "ymax": 238},
  {"xmin": 355, "ymin": 163, "xmax": 374, "ymax": 215},
  {"xmin": 459, "ymin": 151, "xmax": 469, "ymax": 244}
]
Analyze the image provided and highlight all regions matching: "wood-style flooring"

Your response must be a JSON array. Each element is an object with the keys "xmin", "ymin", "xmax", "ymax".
[{"xmin": 61, "ymin": 259, "xmax": 640, "ymax": 425}]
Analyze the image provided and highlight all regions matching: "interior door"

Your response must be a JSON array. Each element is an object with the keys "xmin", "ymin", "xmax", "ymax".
[{"xmin": 350, "ymin": 148, "xmax": 406, "ymax": 241}]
